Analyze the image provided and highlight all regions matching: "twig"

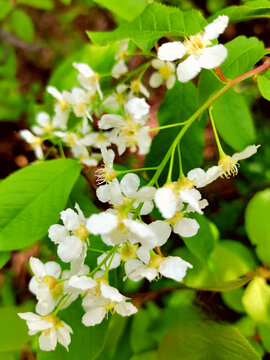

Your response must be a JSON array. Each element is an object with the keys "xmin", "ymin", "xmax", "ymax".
[{"xmin": 0, "ymin": 27, "xmax": 44, "ymax": 53}]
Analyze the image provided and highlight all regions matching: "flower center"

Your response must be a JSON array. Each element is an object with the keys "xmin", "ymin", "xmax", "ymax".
[
  {"xmin": 44, "ymin": 124, "xmax": 54, "ymax": 134},
  {"xmin": 148, "ymin": 254, "xmax": 164, "ymax": 269},
  {"xmin": 32, "ymin": 136, "xmax": 43, "ymax": 147},
  {"xmin": 96, "ymin": 134, "xmax": 107, "ymax": 143},
  {"xmin": 130, "ymin": 80, "xmax": 141, "ymax": 94},
  {"xmin": 66, "ymin": 133, "xmax": 76, "ymax": 146},
  {"xmin": 59, "ymin": 99, "xmax": 68, "ymax": 111},
  {"xmin": 166, "ymin": 211, "xmax": 184, "ymax": 227},
  {"xmin": 75, "ymin": 225, "xmax": 90, "ymax": 241},
  {"xmin": 75, "ymin": 102, "xmax": 87, "ymax": 115},
  {"xmin": 43, "ymin": 275, "xmax": 63, "ymax": 300},
  {"xmin": 218, "ymin": 155, "xmax": 239, "ymax": 178},
  {"xmin": 159, "ymin": 64, "xmax": 173, "ymax": 79},
  {"xmin": 183, "ymin": 34, "xmax": 211, "ymax": 56},
  {"xmin": 122, "ymin": 120, "xmax": 138, "ymax": 144},
  {"xmin": 116, "ymin": 92, "xmax": 127, "ymax": 105},
  {"xmin": 42, "ymin": 314, "xmax": 63, "ymax": 329},
  {"xmin": 177, "ymin": 177, "xmax": 194, "ymax": 190},
  {"xmin": 95, "ymin": 165, "xmax": 117, "ymax": 185},
  {"xmin": 118, "ymin": 242, "xmax": 138, "ymax": 261}
]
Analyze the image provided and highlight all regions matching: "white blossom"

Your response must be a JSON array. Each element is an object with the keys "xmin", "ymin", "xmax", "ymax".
[
  {"xmin": 46, "ymin": 86, "xmax": 70, "ymax": 130},
  {"xmin": 19, "ymin": 130, "xmax": 43, "ymax": 159},
  {"xmin": 18, "ymin": 312, "xmax": 72, "ymax": 351},
  {"xmin": 149, "ymin": 59, "xmax": 176, "ymax": 89},
  {"xmin": 158, "ymin": 15, "xmax": 229, "ymax": 82},
  {"xmin": 73, "ymin": 62, "xmax": 103, "ymax": 99}
]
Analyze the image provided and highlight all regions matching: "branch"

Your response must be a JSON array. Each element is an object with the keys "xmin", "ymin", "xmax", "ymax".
[{"xmin": 0, "ymin": 27, "xmax": 44, "ymax": 53}]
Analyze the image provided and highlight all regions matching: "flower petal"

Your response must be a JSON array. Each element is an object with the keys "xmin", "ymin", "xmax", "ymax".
[
  {"xmin": 155, "ymin": 187, "xmax": 177, "ymax": 219},
  {"xmin": 57, "ymin": 236, "xmax": 83, "ymax": 263},
  {"xmin": 198, "ymin": 45, "xmax": 227, "ymax": 69},
  {"xmin": 174, "ymin": 218, "xmax": 200, "ymax": 237},
  {"xmin": 60, "ymin": 208, "xmax": 80, "ymax": 231},
  {"xmin": 115, "ymin": 301, "xmax": 137, "ymax": 316},
  {"xmin": 231, "ymin": 145, "xmax": 260, "ymax": 161},
  {"xmin": 176, "ymin": 55, "xmax": 201, "ymax": 83},
  {"xmin": 159, "ymin": 256, "xmax": 193, "ymax": 281},
  {"xmin": 149, "ymin": 220, "xmax": 171, "ymax": 247},
  {"xmin": 82, "ymin": 307, "xmax": 107, "ymax": 326},
  {"xmin": 158, "ymin": 41, "xmax": 186, "ymax": 61},
  {"xmin": 48, "ymin": 225, "xmax": 68, "ymax": 244},
  {"xmin": 86, "ymin": 212, "xmax": 118, "ymax": 235},
  {"xmin": 120, "ymin": 173, "xmax": 140, "ymax": 197},
  {"xmin": 203, "ymin": 15, "xmax": 229, "ymax": 41}
]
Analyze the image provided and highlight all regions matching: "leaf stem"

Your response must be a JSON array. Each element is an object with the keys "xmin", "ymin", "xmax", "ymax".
[{"xmin": 149, "ymin": 121, "xmax": 187, "ymax": 132}]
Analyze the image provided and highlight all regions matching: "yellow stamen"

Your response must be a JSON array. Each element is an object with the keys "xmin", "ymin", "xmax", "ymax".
[
  {"xmin": 183, "ymin": 34, "xmax": 211, "ymax": 56},
  {"xmin": 218, "ymin": 155, "xmax": 239, "ymax": 178}
]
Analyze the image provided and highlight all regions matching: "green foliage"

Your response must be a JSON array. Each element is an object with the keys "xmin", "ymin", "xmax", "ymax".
[
  {"xmin": 11, "ymin": 9, "xmax": 35, "ymax": 43},
  {"xmin": 242, "ymin": 277, "xmax": 270, "ymax": 324},
  {"xmin": 0, "ymin": 0, "xmax": 12, "ymax": 20},
  {"xmin": 258, "ymin": 324, "xmax": 270, "ymax": 352},
  {"xmin": 0, "ymin": 252, "xmax": 10, "ymax": 269},
  {"xmin": 257, "ymin": 68, "xmax": 270, "ymax": 101},
  {"xmin": 181, "ymin": 214, "xmax": 218, "ymax": 266},
  {"xmin": 0, "ymin": 306, "xmax": 30, "ymax": 352},
  {"xmin": 245, "ymin": 189, "xmax": 270, "ymax": 264},
  {"xmin": 93, "ymin": 0, "xmax": 147, "ymax": 21},
  {"xmin": 17, "ymin": 0, "xmax": 54, "ymax": 10},
  {"xmin": 212, "ymin": 89, "xmax": 255, "ymax": 151},
  {"xmin": 37, "ymin": 300, "xmax": 109, "ymax": 360},
  {"xmin": 209, "ymin": 0, "xmax": 270, "ymax": 23},
  {"xmin": 145, "ymin": 82, "xmax": 206, "ymax": 183},
  {"xmin": 221, "ymin": 288, "xmax": 246, "ymax": 313},
  {"xmin": 87, "ymin": 3, "xmax": 207, "ymax": 51},
  {"xmin": 0, "ymin": 159, "xmax": 81, "ymax": 251},
  {"xmin": 158, "ymin": 321, "xmax": 261, "ymax": 360}
]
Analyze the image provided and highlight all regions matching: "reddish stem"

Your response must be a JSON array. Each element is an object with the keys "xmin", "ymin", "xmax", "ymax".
[{"xmin": 215, "ymin": 67, "xmax": 230, "ymax": 82}]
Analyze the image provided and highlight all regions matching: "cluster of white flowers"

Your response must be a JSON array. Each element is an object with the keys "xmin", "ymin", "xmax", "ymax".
[{"xmin": 18, "ymin": 14, "xmax": 262, "ymax": 352}]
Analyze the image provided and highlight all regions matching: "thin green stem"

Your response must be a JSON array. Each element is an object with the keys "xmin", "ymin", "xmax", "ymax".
[
  {"xmin": 117, "ymin": 167, "xmax": 158, "ymax": 175},
  {"xmin": 208, "ymin": 106, "xmax": 225, "ymax": 158},
  {"xmin": 88, "ymin": 247, "xmax": 107, "ymax": 254},
  {"xmin": 177, "ymin": 143, "xmax": 184, "ymax": 179},
  {"xmin": 88, "ymin": 246, "xmax": 118, "ymax": 277},
  {"xmin": 148, "ymin": 60, "xmax": 270, "ymax": 186},
  {"xmin": 149, "ymin": 122, "xmax": 187, "ymax": 132},
  {"xmin": 53, "ymin": 294, "xmax": 71, "ymax": 315},
  {"xmin": 167, "ymin": 144, "xmax": 176, "ymax": 183},
  {"xmin": 58, "ymin": 142, "xmax": 65, "ymax": 158}
]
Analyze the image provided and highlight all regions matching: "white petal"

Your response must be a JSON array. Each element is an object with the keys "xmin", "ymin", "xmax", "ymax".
[
  {"xmin": 120, "ymin": 173, "xmax": 140, "ymax": 197},
  {"xmin": 29, "ymin": 257, "xmax": 46, "ymax": 278},
  {"xmin": 174, "ymin": 218, "xmax": 199, "ymax": 237},
  {"xmin": 179, "ymin": 189, "xmax": 202, "ymax": 214},
  {"xmin": 44, "ymin": 262, "xmax": 61, "ymax": 279},
  {"xmin": 60, "ymin": 208, "xmax": 80, "ymax": 231},
  {"xmin": 149, "ymin": 72, "xmax": 163, "ymax": 88},
  {"xmin": 57, "ymin": 236, "xmax": 83, "ymax": 262},
  {"xmin": 82, "ymin": 307, "xmax": 106, "ymax": 326},
  {"xmin": 36, "ymin": 298, "xmax": 56, "ymax": 316},
  {"xmin": 100, "ymin": 282, "xmax": 125, "ymax": 302},
  {"xmin": 166, "ymin": 75, "xmax": 176, "ymax": 89},
  {"xmin": 137, "ymin": 127, "xmax": 151, "ymax": 155},
  {"xmin": 158, "ymin": 41, "xmax": 186, "ymax": 61},
  {"xmin": 135, "ymin": 186, "xmax": 156, "ymax": 202},
  {"xmin": 18, "ymin": 312, "xmax": 42, "ymax": 322},
  {"xmin": 203, "ymin": 15, "xmax": 229, "ymax": 41},
  {"xmin": 109, "ymin": 179, "xmax": 124, "ymax": 206},
  {"xmin": 48, "ymin": 224, "xmax": 68, "ymax": 244},
  {"xmin": 151, "ymin": 59, "xmax": 164, "ymax": 69},
  {"xmin": 56, "ymin": 325, "xmax": 72, "ymax": 350},
  {"xmin": 159, "ymin": 256, "xmax": 193, "ymax": 281},
  {"xmin": 97, "ymin": 252, "xmax": 121, "ymax": 270},
  {"xmin": 125, "ymin": 98, "xmax": 150, "ymax": 119},
  {"xmin": 68, "ymin": 275, "xmax": 96, "ymax": 291},
  {"xmin": 96, "ymin": 184, "xmax": 112, "ymax": 203},
  {"xmin": 139, "ymin": 201, "xmax": 154, "ymax": 216},
  {"xmin": 136, "ymin": 247, "xmax": 150, "ymax": 264},
  {"xmin": 177, "ymin": 55, "xmax": 201, "ymax": 83},
  {"xmin": 39, "ymin": 329, "xmax": 57, "ymax": 351},
  {"xmin": 231, "ymin": 145, "xmax": 260, "ymax": 161},
  {"xmin": 115, "ymin": 301, "xmax": 137, "ymax": 316},
  {"xmin": 73, "ymin": 62, "xmax": 94, "ymax": 77},
  {"xmin": 99, "ymin": 114, "xmax": 125, "ymax": 130},
  {"xmin": 198, "ymin": 45, "xmax": 227, "ymax": 69},
  {"xmin": 149, "ymin": 220, "xmax": 171, "ymax": 247},
  {"xmin": 29, "ymin": 277, "xmax": 38, "ymax": 295},
  {"xmin": 46, "ymin": 86, "xmax": 62, "ymax": 101},
  {"xmin": 155, "ymin": 187, "xmax": 177, "ymax": 219},
  {"xmin": 86, "ymin": 213, "xmax": 118, "ymax": 235},
  {"xmin": 36, "ymin": 112, "xmax": 50, "ymax": 127},
  {"xmin": 187, "ymin": 168, "xmax": 205, "ymax": 182},
  {"xmin": 192, "ymin": 166, "xmax": 221, "ymax": 188},
  {"xmin": 123, "ymin": 219, "xmax": 156, "ymax": 249}
]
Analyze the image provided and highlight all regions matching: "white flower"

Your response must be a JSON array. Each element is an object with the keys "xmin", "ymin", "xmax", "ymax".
[
  {"xmin": 86, "ymin": 210, "xmax": 157, "ymax": 249},
  {"xmin": 63, "ymin": 87, "xmax": 92, "ymax": 123},
  {"xmin": 97, "ymin": 252, "xmax": 121, "ymax": 271},
  {"xmin": 115, "ymin": 40, "xmax": 129, "ymax": 60},
  {"xmin": 130, "ymin": 79, "xmax": 150, "ymax": 98},
  {"xmin": 48, "ymin": 204, "xmax": 89, "ymax": 273},
  {"xmin": 70, "ymin": 144, "xmax": 101, "ymax": 167},
  {"xmin": 18, "ymin": 312, "xmax": 72, "ymax": 351},
  {"xmin": 82, "ymin": 280, "xmax": 137, "ymax": 326},
  {"xmin": 149, "ymin": 59, "xmax": 176, "ymax": 89},
  {"xmin": 46, "ymin": 86, "xmax": 70, "ymax": 130},
  {"xmin": 73, "ymin": 62, "xmax": 103, "ymax": 99},
  {"xmin": 19, "ymin": 130, "xmax": 43, "ymax": 159},
  {"xmin": 125, "ymin": 253, "xmax": 192, "ymax": 282},
  {"xmin": 112, "ymin": 60, "xmax": 128, "ymax": 79},
  {"xmin": 187, "ymin": 145, "xmax": 260, "ymax": 187},
  {"xmin": 31, "ymin": 112, "xmax": 54, "ymax": 136},
  {"xmin": 81, "ymin": 131, "xmax": 111, "ymax": 149},
  {"xmin": 102, "ymin": 84, "xmax": 128, "ymax": 109},
  {"xmin": 28, "ymin": 257, "xmax": 62, "ymax": 316},
  {"xmin": 99, "ymin": 98, "xmax": 151, "ymax": 155},
  {"xmin": 158, "ymin": 15, "xmax": 229, "ymax": 82}
]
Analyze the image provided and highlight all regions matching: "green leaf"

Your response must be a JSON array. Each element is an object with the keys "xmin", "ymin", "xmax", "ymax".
[
  {"xmin": 242, "ymin": 277, "xmax": 270, "ymax": 324},
  {"xmin": 11, "ymin": 10, "xmax": 35, "ymax": 43},
  {"xmin": 130, "ymin": 351, "xmax": 157, "ymax": 360},
  {"xmin": 17, "ymin": 0, "xmax": 54, "ymax": 10},
  {"xmin": 145, "ymin": 82, "xmax": 207, "ymax": 184},
  {"xmin": 258, "ymin": 323, "xmax": 270, "ymax": 352},
  {"xmin": 258, "ymin": 68, "xmax": 270, "ymax": 101},
  {"xmin": 209, "ymin": 240, "xmax": 257, "ymax": 282},
  {"xmin": 198, "ymin": 275, "xmax": 254, "ymax": 292},
  {"xmin": 158, "ymin": 321, "xmax": 261, "ymax": 360},
  {"xmin": 0, "ymin": 306, "xmax": 30, "ymax": 352},
  {"xmin": 0, "ymin": 252, "xmax": 10, "ymax": 269},
  {"xmin": 0, "ymin": 0, "xmax": 12, "ymax": 20},
  {"xmin": 93, "ymin": 0, "xmax": 147, "ymax": 21},
  {"xmin": 0, "ymin": 353, "xmax": 15, "ymax": 360},
  {"xmin": 209, "ymin": 0, "xmax": 270, "ymax": 23},
  {"xmin": 245, "ymin": 189, "xmax": 270, "ymax": 264},
  {"xmin": 87, "ymin": 3, "xmax": 207, "ymax": 51},
  {"xmin": 181, "ymin": 214, "xmax": 218, "ymax": 266},
  {"xmin": 0, "ymin": 79, "xmax": 26, "ymax": 121},
  {"xmin": 37, "ymin": 300, "xmax": 109, "ymax": 360},
  {"xmin": 0, "ymin": 159, "xmax": 81, "ymax": 251},
  {"xmin": 212, "ymin": 89, "xmax": 255, "ymax": 151},
  {"xmin": 221, "ymin": 288, "xmax": 246, "ymax": 313}
]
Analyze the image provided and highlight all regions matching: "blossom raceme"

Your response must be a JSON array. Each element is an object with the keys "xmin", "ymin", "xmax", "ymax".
[
  {"xmin": 18, "ymin": 312, "xmax": 72, "ymax": 351},
  {"xmin": 19, "ymin": 130, "xmax": 44, "ymax": 160},
  {"xmin": 149, "ymin": 59, "xmax": 176, "ymax": 89},
  {"xmin": 158, "ymin": 15, "xmax": 229, "ymax": 82},
  {"xmin": 29, "ymin": 257, "xmax": 62, "ymax": 316}
]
